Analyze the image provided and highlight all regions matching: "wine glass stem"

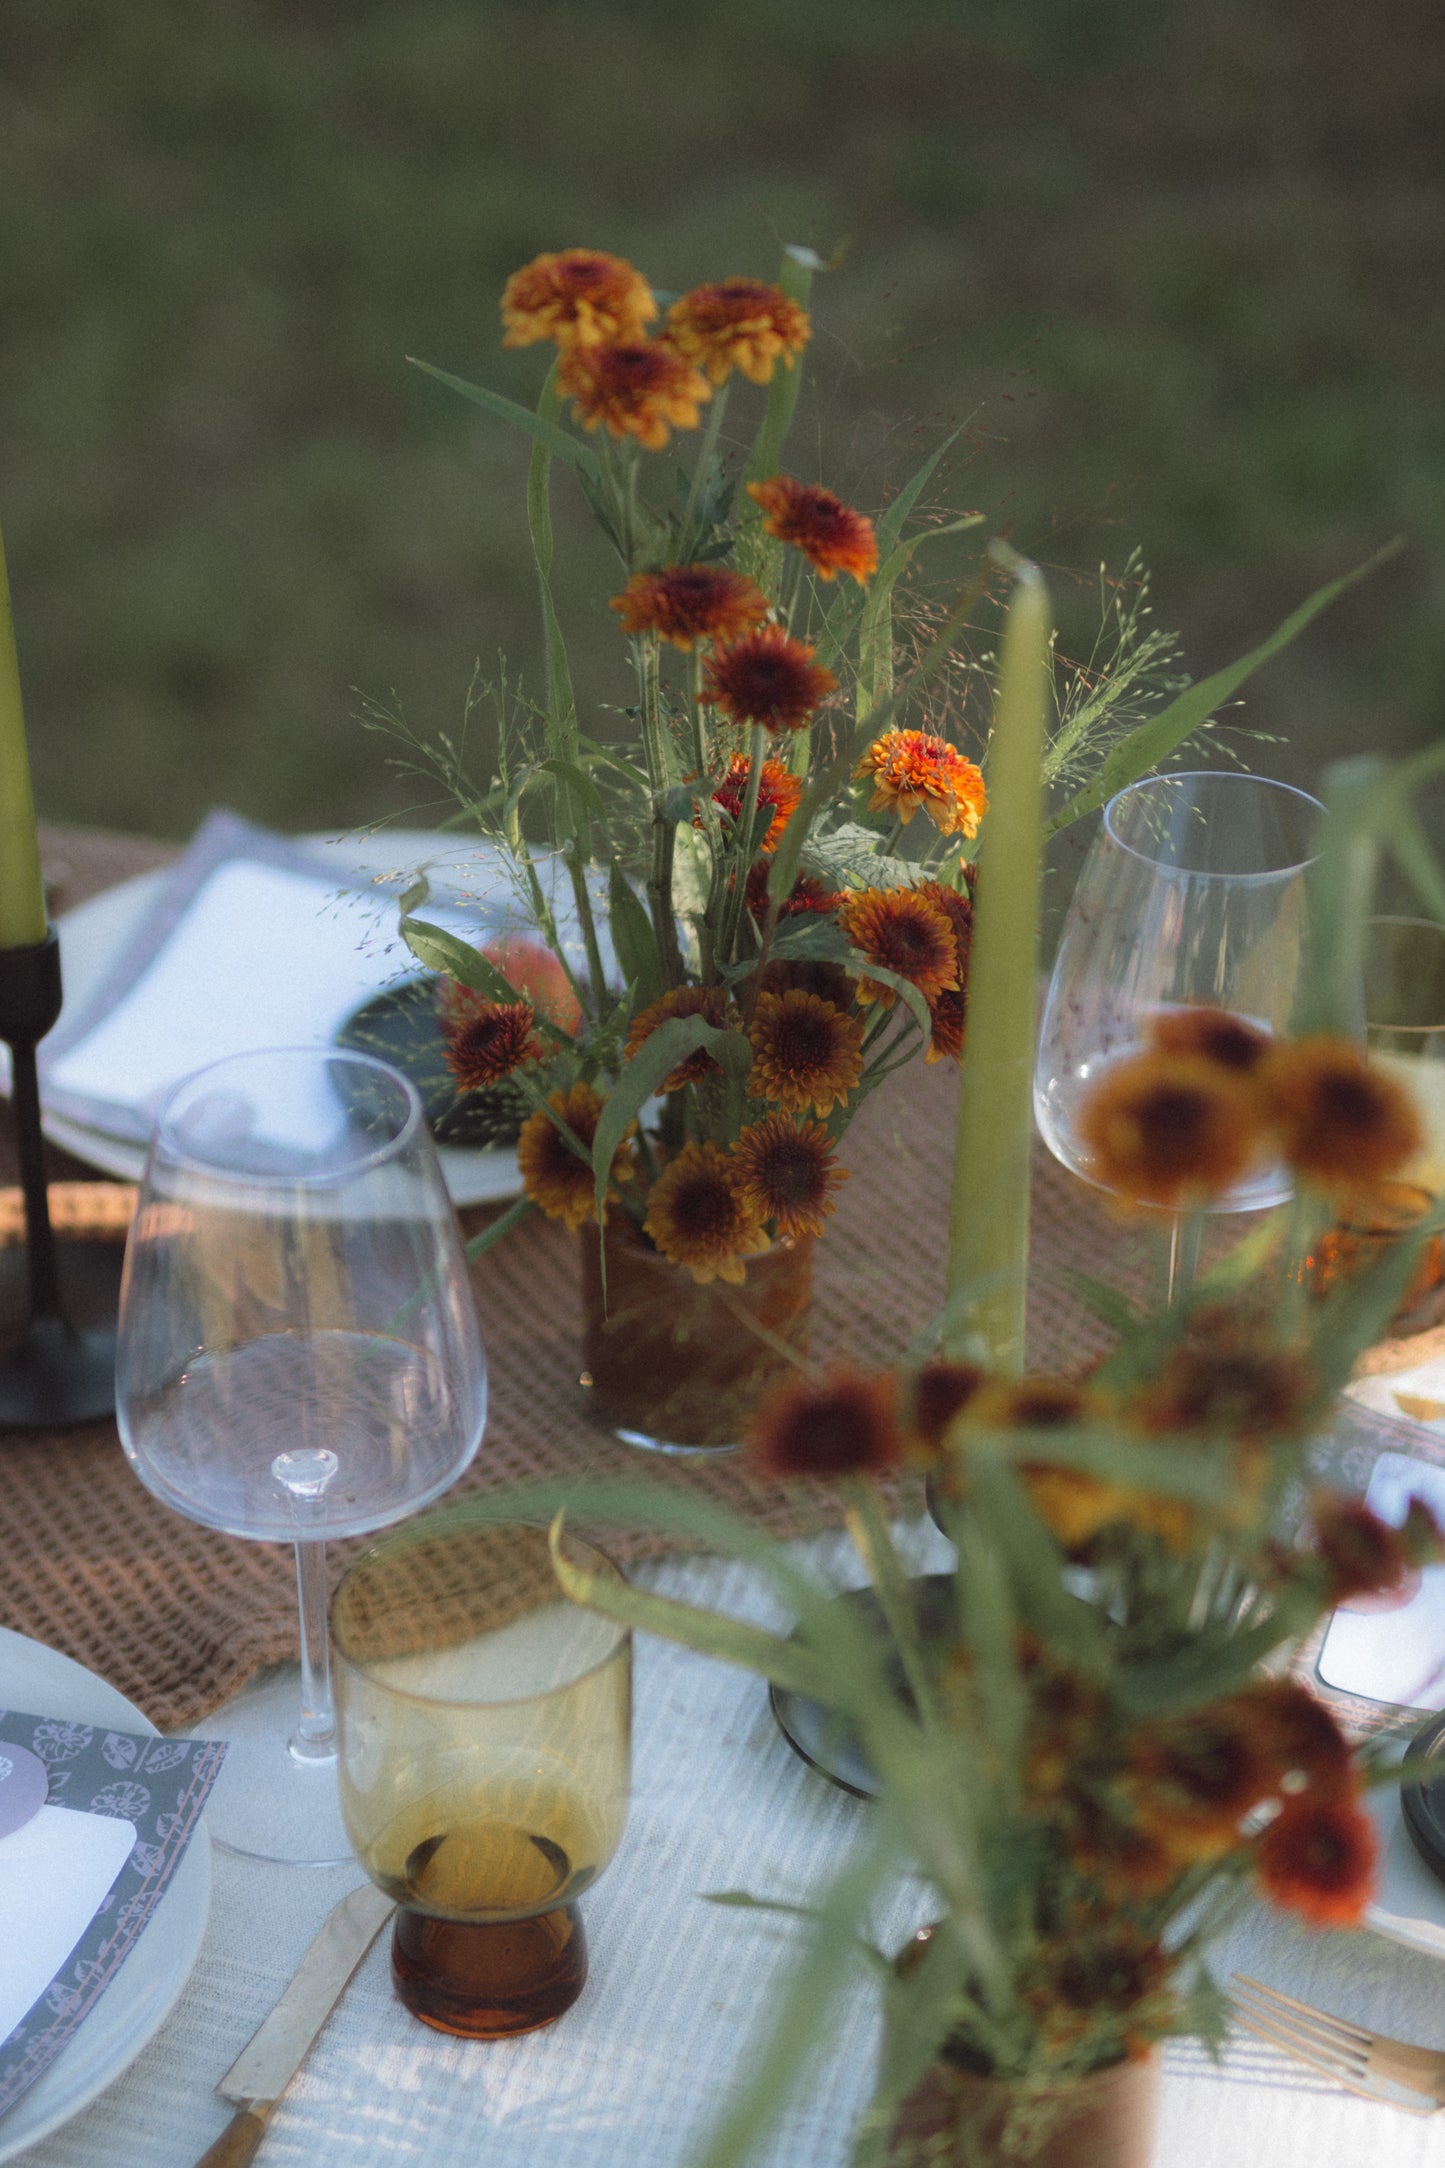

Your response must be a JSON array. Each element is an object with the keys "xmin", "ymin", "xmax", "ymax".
[
  {"xmin": 290, "ymin": 1536, "xmax": 336, "ymax": 1765},
  {"xmin": 1167, "ymin": 1214, "xmax": 1202, "ymax": 1306}
]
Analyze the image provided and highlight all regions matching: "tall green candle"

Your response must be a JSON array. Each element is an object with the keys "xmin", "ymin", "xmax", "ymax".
[
  {"xmin": 0, "ymin": 522, "xmax": 47, "ymax": 950},
  {"xmin": 944, "ymin": 553, "xmax": 1051, "ymax": 1370}
]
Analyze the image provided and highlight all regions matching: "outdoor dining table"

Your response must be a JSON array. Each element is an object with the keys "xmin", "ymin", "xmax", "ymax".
[{"xmin": 6, "ymin": 826, "xmax": 1445, "ymax": 2167}]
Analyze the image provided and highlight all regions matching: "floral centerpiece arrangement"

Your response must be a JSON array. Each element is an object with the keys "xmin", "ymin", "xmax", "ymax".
[
  {"xmin": 387, "ymin": 245, "xmax": 1359, "ymax": 1447},
  {"xmin": 451, "ymin": 733, "xmax": 1445, "ymax": 2167}
]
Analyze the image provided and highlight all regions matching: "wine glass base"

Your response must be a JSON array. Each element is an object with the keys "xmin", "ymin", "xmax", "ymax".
[
  {"xmin": 198, "ymin": 1666, "xmax": 356, "ymax": 1868},
  {"xmin": 391, "ymin": 1903, "xmax": 587, "ymax": 2036}
]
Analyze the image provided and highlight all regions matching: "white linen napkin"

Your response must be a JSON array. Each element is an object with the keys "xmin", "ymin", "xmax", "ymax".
[{"xmin": 0, "ymin": 1805, "xmax": 136, "ymax": 2039}]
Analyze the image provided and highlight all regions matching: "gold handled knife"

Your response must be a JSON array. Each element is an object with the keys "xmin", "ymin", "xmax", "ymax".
[{"xmin": 192, "ymin": 1882, "xmax": 395, "ymax": 2168}]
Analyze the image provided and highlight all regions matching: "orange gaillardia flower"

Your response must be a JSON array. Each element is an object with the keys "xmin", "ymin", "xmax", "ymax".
[
  {"xmin": 559, "ymin": 340, "xmax": 711, "ymax": 451},
  {"xmin": 666, "ymin": 279, "xmax": 811, "ymax": 386},
  {"xmin": 747, "ymin": 989, "xmax": 864, "ymax": 1117},
  {"xmin": 1256, "ymin": 1795, "xmax": 1377, "ymax": 1928},
  {"xmin": 1076, "ymin": 1049, "xmax": 1264, "ymax": 1209},
  {"xmin": 1248, "ymin": 1680, "xmax": 1354, "ymax": 1800},
  {"xmin": 744, "ymin": 861, "xmax": 839, "ymax": 929},
  {"xmin": 1260, "ymin": 1036, "xmax": 1423, "ymax": 1191},
  {"xmin": 642, "ymin": 1141, "xmax": 769, "ymax": 1285},
  {"xmin": 915, "ymin": 879, "xmax": 971, "ymax": 1065},
  {"xmin": 746, "ymin": 1365, "xmax": 901, "ymax": 1481},
  {"xmin": 1128, "ymin": 1316, "xmax": 1316, "ymax": 1442},
  {"xmin": 838, "ymin": 886, "xmax": 959, "ymax": 1009},
  {"xmin": 746, "ymin": 475, "xmax": 879, "ymax": 584},
  {"xmin": 1128, "ymin": 1705, "xmax": 1276, "ymax": 1864},
  {"xmin": 731, "ymin": 1112, "xmax": 847, "ymax": 1237},
  {"xmin": 517, "ymin": 1081, "xmax": 633, "ymax": 1232},
  {"xmin": 855, "ymin": 729, "xmax": 988, "ymax": 840},
  {"xmin": 702, "ymin": 625, "xmax": 837, "ymax": 734},
  {"xmin": 1148, "ymin": 1006, "xmax": 1271, "ymax": 1076},
  {"xmin": 1309, "ymin": 1491, "xmax": 1445, "ymax": 1605},
  {"xmin": 438, "ymin": 989, "xmax": 545, "ymax": 1090},
  {"xmin": 902, "ymin": 1359, "xmax": 986, "ymax": 1463},
  {"xmin": 610, "ymin": 564, "xmax": 770, "ymax": 651},
  {"xmin": 501, "ymin": 250, "xmax": 656, "ymax": 350},
  {"xmin": 624, "ymin": 984, "xmax": 732, "ymax": 1093},
  {"xmin": 709, "ymin": 755, "xmax": 803, "ymax": 852}
]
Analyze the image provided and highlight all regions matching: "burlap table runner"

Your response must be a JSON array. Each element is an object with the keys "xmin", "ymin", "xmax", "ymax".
[{"xmin": 0, "ymin": 825, "xmax": 1240, "ymax": 1728}]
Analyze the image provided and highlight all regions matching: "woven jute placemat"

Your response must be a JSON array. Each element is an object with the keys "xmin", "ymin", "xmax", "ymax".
[{"xmin": 0, "ymin": 824, "xmax": 1422, "ymax": 1732}]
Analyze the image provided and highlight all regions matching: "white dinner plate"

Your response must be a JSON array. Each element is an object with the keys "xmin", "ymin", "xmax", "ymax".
[
  {"xmin": 0, "ymin": 1628, "xmax": 211, "ymax": 2161},
  {"xmin": 43, "ymin": 828, "xmax": 524, "ymax": 1208}
]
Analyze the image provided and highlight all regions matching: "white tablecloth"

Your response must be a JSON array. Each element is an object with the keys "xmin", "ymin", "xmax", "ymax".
[{"xmin": 19, "ymin": 1528, "xmax": 1445, "ymax": 2168}]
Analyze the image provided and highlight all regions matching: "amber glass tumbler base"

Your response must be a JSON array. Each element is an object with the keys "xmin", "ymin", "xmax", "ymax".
[{"xmin": 391, "ymin": 1903, "xmax": 588, "ymax": 2037}]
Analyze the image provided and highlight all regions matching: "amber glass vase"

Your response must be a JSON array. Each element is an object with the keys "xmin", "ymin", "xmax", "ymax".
[
  {"xmin": 887, "ymin": 2050, "xmax": 1160, "ymax": 2168},
  {"xmin": 580, "ymin": 1214, "xmax": 813, "ymax": 1454}
]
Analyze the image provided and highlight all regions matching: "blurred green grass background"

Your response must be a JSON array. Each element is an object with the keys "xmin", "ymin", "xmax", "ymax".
[{"xmin": 2, "ymin": 0, "xmax": 1441, "ymax": 848}]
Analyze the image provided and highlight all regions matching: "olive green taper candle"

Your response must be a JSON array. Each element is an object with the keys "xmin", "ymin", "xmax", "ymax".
[
  {"xmin": 944, "ymin": 553, "xmax": 1051, "ymax": 1370},
  {"xmin": 0, "ymin": 522, "xmax": 48, "ymax": 950}
]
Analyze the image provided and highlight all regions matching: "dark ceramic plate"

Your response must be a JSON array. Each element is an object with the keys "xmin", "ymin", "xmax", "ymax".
[
  {"xmin": 1401, "ymin": 1709, "xmax": 1445, "ymax": 1886},
  {"xmin": 769, "ymin": 1572, "xmax": 959, "ymax": 1800}
]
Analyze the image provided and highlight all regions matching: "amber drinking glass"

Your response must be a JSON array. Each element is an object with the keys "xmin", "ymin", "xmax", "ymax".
[{"xmin": 332, "ymin": 1516, "xmax": 631, "ymax": 2037}]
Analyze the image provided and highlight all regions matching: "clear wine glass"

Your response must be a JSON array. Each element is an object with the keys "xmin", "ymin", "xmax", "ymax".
[
  {"xmin": 116, "ymin": 1046, "xmax": 488, "ymax": 1864},
  {"xmin": 1034, "ymin": 771, "xmax": 1327, "ymax": 1292}
]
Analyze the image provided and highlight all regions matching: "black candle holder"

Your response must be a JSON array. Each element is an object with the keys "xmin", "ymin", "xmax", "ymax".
[{"xmin": 0, "ymin": 929, "xmax": 122, "ymax": 1429}]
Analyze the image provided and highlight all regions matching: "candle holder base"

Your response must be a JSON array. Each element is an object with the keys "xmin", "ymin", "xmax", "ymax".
[{"xmin": 0, "ymin": 1239, "xmax": 123, "ymax": 1429}]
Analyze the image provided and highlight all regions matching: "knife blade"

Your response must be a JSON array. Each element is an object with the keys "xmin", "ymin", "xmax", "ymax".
[{"xmin": 192, "ymin": 1882, "xmax": 395, "ymax": 2168}]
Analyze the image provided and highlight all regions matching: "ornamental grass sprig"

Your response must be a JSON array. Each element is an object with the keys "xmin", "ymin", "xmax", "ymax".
[{"xmin": 397, "ymin": 244, "xmax": 1384, "ymax": 1295}]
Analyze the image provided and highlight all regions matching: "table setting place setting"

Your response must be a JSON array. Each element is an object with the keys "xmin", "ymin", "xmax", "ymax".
[{"xmin": 7, "ymin": 243, "xmax": 1445, "ymax": 2168}]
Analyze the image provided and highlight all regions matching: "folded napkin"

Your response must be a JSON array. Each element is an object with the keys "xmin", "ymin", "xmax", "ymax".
[
  {"xmin": 38, "ymin": 812, "xmax": 492, "ymax": 1146},
  {"xmin": 0, "ymin": 1707, "xmax": 224, "ymax": 2118}
]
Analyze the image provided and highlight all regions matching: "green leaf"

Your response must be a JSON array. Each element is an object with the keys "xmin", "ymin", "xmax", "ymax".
[
  {"xmin": 549, "ymin": 1530, "xmax": 834, "ymax": 1700},
  {"xmin": 400, "ymin": 917, "xmax": 517, "ymax": 1001},
  {"xmin": 802, "ymin": 821, "xmax": 923, "ymax": 892},
  {"xmin": 539, "ymin": 756, "xmax": 605, "ymax": 823},
  {"xmin": 590, "ymin": 1016, "xmax": 752, "ymax": 1220},
  {"xmin": 1044, "ymin": 544, "xmax": 1402, "ymax": 837},
  {"xmin": 608, "ymin": 859, "xmax": 663, "ymax": 1006},
  {"xmin": 526, "ymin": 371, "xmax": 586, "ymax": 842},
  {"xmin": 875, "ymin": 426, "xmax": 967, "ymax": 558},
  {"xmin": 844, "ymin": 954, "xmax": 932, "ymax": 1040},
  {"xmin": 407, "ymin": 356, "xmax": 602, "ymax": 482}
]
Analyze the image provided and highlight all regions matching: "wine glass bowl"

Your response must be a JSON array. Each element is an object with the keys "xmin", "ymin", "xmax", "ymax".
[
  {"xmin": 333, "ymin": 1516, "xmax": 631, "ymax": 2038},
  {"xmin": 115, "ymin": 1046, "xmax": 488, "ymax": 1859},
  {"xmin": 1035, "ymin": 772, "xmax": 1324, "ymax": 1215}
]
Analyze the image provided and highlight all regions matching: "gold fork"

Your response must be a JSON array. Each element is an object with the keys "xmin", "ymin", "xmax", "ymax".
[{"xmin": 1229, "ymin": 1974, "xmax": 1445, "ymax": 2114}]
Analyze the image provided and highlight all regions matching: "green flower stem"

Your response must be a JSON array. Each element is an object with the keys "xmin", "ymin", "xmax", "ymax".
[
  {"xmin": 509, "ymin": 827, "xmax": 591, "ymax": 1021},
  {"xmin": 716, "ymin": 723, "xmax": 767, "ymax": 968},
  {"xmin": 563, "ymin": 837, "xmax": 609, "ymax": 1019},
  {"xmin": 635, "ymin": 630, "xmax": 685, "ymax": 985},
  {"xmin": 679, "ymin": 380, "xmax": 730, "ymax": 549},
  {"xmin": 843, "ymin": 1481, "xmax": 939, "ymax": 1730}
]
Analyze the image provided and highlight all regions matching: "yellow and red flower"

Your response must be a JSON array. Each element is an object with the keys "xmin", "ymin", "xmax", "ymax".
[
  {"xmin": 746, "ymin": 475, "xmax": 878, "ymax": 584},
  {"xmin": 746, "ymin": 988, "xmax": 864, "ymax": 1117},
  {"xmin": 702, "ymin": 625, "xmax": 837, "ymax": 734},
  {"xmin": 901, "ymin": 1359, "xmax": 986, "ymax": 1462},
  {"xmin": 854, "ymin": 729, "xmax": 987, "ymax": 839},
  {"xmin": 438, "ymin": 988, "xmax": 545, "ymax": 1089},
  {"xmin": 623, "ymin": 984, "xmax": 733, "ymax": 1093},
  {"xmin": 559, "ymin": 339, "xmax": 711, "ymax": 451},
  {"xmin": 642, "ymin": 1141, "xmax": 769, "ymax": 1285},
  {"xmin": 731, "ymin": 1112, "xmax": 847, "ymax": 1238},
  {"xmin": 708, "ymin": 754, "xmax": 803, "ymax": 853},
  {"xmin": 837, "ymin": 886, "xmax": 959, "ymax": 1009},
  {"xmin": 517, "ymin": 1081, "xmax": 633, "ymax": 1232},
  {"xmin": 1261, "ymin": 1036, "xmax": 1423, "ymax": 1192},
  {"xmin": 1256, "ymin": 1795, "xmax": 1377, "ymax": 1928},
  {"xmin": 746, "ymin": 1364, "xmax": 901, "ymax": 1481},
  {"xmin": 1076, "ymin": 1049, "xmax": 1265, "ymax": 1209},
  {"xmin": 744, "ymin": 862, "xmax": 840, "ymax": 928},
  {"xmin": 1247, "ymin": 1681, "xmax": 1354, "ymax": 1801},
  {"xmin": 501, "ymin": 249, "xmax": 656, "ymax": 350},
  {"xmin": 610, "ymin": 564, "xmax": 770, "ymax": 651},
  {"xmin": 666, "ymin": 279, "xmax": 811, "ymax": 386}
]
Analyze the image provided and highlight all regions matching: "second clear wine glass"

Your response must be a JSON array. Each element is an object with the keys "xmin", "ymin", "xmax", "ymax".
[
  {"xmin": 116, "ymin": 1046, "xmax": 488, "ymax": 1864},
  {"xmin": 1034, "ymin": 771, "xmax": 1326, "ymax": 1288}
]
